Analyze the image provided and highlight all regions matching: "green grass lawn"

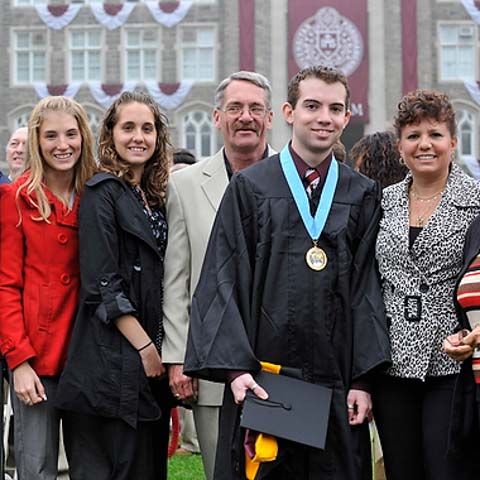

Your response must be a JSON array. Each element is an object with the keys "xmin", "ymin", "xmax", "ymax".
[{"xmin": 168, "ymin": 453, "xmax": 206, "ymax": 480}]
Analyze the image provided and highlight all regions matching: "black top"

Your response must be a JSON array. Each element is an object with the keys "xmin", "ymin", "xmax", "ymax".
[
  {"xmin": 129, "ymin": 184, "xmax": 167, "ymax": 349},
  {"xmin": 409, "ymin": 226, "xmax": 423, "ymax": 249}
]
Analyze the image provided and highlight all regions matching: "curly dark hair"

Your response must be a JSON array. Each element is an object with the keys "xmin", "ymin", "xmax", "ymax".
[
  {"xmin": 287, "ymin": 66, "xmax": 350, "ymax": 109},
  {"xmin": 349, "ymin": 131, "xmax": 408, "ymax": 189},
  {"xmin": 98, "ymin": 90, "xmax": 171, "ymax": 208},
  {"xmin": 394, "ymin": 89, "xmax": 456, "ymax": 138}
]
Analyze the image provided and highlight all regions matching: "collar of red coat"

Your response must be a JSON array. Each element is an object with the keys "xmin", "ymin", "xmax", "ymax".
[{"xmin": 14, "ymin": 170, "xmax": 79, "ymax": 227}]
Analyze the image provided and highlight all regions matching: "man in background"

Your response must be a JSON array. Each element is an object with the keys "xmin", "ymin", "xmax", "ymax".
[
  {"xmin": 1, "ymin": 127, "xmax": 27, "ymax": 184},
  {"xmin": 162, "ymin": 71, "xmax": 275, "ymax": 480},
  {"xmin": 169, "ymin": 148, "xmax": 200, "ymax": 457},
  {"xmin": 171, "ymin": 148, "xmax": 196, "ymax": 173}
]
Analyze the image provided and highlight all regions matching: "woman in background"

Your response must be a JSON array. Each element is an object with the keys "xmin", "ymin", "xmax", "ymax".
[
  {"xmin": 56, "ymin": 91, "xmax": 173, "ymax": 480},
  {"xmin": 350, "ymin": 130, "xmax": 408, "ymax": 188},
  {"xmin": 374, "ymin": 90, "xmax": 480, "ymax": 480},
  {"xmin": 0, "ymin": 96, "xmax": 96, "ymax": 479}
]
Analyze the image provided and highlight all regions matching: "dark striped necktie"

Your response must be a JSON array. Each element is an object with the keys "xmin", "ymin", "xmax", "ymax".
[{"xmin": 303, "ymin": 167, "xmax": 320, "ymax": 199}]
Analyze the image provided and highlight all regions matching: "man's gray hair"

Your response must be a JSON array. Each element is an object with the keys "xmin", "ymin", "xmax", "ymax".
[
  {"xmin": 5, "ymin": 126, "xmax": 28, "ymax": 152},
  {"xmin": 214, "ymin": 71, "xmax": 272, "ymax": 110}
]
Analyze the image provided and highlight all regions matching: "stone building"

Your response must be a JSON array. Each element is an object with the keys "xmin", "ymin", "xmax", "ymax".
[{"xmin": 0, "ymin": 0, "xmax": 479, "ymax": 176}]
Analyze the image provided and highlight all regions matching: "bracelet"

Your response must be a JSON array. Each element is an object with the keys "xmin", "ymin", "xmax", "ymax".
[{"xmin": 137, "ymin": 340, "xmax": 153, "ymax": 352}]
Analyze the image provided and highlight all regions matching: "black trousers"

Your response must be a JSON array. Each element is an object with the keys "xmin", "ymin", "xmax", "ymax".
[
  {"xmin": 63, "ymin": 379, "xmax": 172, "ymax": 480},
  {"xmin": 373, "ymin": 374, "xmax": 477, "ymax": 480}
]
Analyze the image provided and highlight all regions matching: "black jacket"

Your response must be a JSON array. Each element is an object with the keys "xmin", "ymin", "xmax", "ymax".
[
  {"xmin": 448, "ymin": 214, "xmax": 480, "ymax": 457},
  {"xmin": 56, "ymin": 173, "xmax": 165, "ymax": 428}
]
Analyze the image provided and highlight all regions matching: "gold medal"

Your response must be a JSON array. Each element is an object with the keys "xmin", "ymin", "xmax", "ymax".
[{"xmin": 305, "ymin": 243, "xmax": 328, "ymax": 271}]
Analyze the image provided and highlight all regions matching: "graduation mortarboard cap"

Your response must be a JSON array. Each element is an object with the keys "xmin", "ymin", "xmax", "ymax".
[{"xmin": 240, "ymin": 370, "xmax": 332, "ymax": 450}]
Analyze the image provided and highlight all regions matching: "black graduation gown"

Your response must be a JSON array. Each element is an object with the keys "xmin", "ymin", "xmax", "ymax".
[{"xmin": 184, "ymin": 154, "xmax": 391, "ymax": 480}]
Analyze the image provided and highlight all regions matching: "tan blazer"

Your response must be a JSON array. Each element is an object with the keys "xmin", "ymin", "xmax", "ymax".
[{"xmin": 163, "ymin": 147, "xmax": 275, "ymax": 405}]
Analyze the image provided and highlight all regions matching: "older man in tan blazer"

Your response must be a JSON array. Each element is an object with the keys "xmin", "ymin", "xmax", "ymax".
[{"xmin": 162, "ymin": 71, "xmax": 275, "ymax": 480}]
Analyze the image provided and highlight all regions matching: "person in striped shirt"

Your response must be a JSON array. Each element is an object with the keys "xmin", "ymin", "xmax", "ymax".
[{"xmin": 443, "ymin": 215, "xmax": 480, "ymax": 454}]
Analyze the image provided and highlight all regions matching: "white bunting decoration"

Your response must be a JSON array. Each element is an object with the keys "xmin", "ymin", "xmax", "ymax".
[
  {"xmin": 464, "ymin": 80, "xmax": 480, "ymax": 106},
  {"xmin": 34, "ymin": 4, "xmax": 82, "ymax": 30},
  {"xmin": 145, "ymin": 0, "xmax": 193, "ymax": 28},
  {"xmin": 33, "ymin": 83, "xmax": 82, "ymax": 99},
  {"xmin": 89, "ymin": 2, "xmax": 135, "ymax": 30},
  {"xmin": 461, "ymin": 0, "xmax": 480, "ymax": 23},
  {"xmin": 88, "ymin": 82, "xmax": 137, "ymax": 109},
  {"xmin": 144, "ymin": 81, "xmax": 194, "ymax": 109},
  {"xmin": 32, "ymin": 81, "xmax": 193, "ymax": 110}
]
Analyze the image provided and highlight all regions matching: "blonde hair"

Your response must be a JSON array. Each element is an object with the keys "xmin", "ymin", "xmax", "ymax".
[
  {"xmin": 98, "ymin": 90, "xmax": 171, "ymax": 209},
  {"xmin": 18, "ymin": 96, "xmax": 97, "ymax": 222}
]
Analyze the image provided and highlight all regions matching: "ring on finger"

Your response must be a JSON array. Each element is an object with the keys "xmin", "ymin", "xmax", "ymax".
[
  {"xmin": 251, "ymin": 383, "xmax": 259, "ymax": 391},
  {"xmin": 175, "ymin": 393, "xmax": 181, "ymax": 399},
  {"xmin": 347, "ymin": 404, "xmax": 354, "ymax": 409}
]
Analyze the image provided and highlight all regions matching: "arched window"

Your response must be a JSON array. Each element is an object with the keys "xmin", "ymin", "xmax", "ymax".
[
  {"xmin": 457, "ymin": 107, "xmax": 479, "ymax": 178},
  {"xmin": 14, "ymin": 112, "xmax": 30, "ymax": 129},
  {"xmin": 458, "ymin": 109, "xmax": 475, "ymax": 157},
  {"xmin": 86, "ymin": 109, "xmax": 102, "ymax": 138},
  {"xmin": 182, "ymin": 111, "xmax": 214, "ymax": 159},
  {"xmin": 84, "ymin": 106, "xmax": 104, "ymax": 158}
]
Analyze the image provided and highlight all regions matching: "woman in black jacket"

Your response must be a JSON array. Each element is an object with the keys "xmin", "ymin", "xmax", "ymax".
[{"xmin": 56, "ymin": 91, "xmax": 172, "ymax": 479}]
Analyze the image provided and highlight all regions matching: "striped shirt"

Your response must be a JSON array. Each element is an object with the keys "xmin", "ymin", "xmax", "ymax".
[{"xmin": 457, "ymin": 254, "xmax": 480, "ymax": 384}]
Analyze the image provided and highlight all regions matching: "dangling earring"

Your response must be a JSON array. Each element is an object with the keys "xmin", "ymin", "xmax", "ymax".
[{"xmin": 399, "ymin": 156, "xmax": 405, "ymax": 166}]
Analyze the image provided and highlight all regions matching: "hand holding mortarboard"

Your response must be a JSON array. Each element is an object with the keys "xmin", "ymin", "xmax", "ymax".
[
  {"xmin": 231, "ymin": 373, "xmax": 269, "ymax": 404},
  {"xmin": 240, "ymin": 371, "xmax": 332, "ymax": 449}
]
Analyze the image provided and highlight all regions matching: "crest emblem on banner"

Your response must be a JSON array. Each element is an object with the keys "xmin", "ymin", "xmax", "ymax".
[{"xmin": 293, "ymin": 7, "xmax": 363, "ymax": 76}]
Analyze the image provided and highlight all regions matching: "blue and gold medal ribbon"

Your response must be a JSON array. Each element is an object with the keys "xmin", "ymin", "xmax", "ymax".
[{"xmin": 279, "ymin": 144, "xmax": 339, "ymax": 243}]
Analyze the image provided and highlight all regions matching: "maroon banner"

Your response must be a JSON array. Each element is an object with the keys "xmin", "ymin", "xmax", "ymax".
[
  {"xmin": 288, "ymin": 0, "xmax": 368, "ymax": 121},
  {"xmin": 401, "ymin": 0, "xmax": 418, "ymax": 94},
  {"xmin": 239, "ymin": 0, "xmax": 255, "ymax": 71}
]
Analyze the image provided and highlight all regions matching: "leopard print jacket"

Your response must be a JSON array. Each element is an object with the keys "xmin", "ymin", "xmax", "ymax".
[{"xmin": 376, "ymin": 164, "xmax": 480, "ymax": 380}]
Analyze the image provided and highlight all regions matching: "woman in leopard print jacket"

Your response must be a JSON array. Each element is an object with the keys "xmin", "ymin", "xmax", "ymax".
[{"xmin": 373, "ymin": 90, "xmax": 480, "ymax": 480}]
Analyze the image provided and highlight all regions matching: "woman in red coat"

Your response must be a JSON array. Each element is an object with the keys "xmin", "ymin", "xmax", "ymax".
[{"xmin": 0, "ymin": 96, "xmax": 97, "ymax": 480}]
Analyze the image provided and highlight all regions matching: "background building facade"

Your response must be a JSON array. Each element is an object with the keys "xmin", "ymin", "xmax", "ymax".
[{"xmin": 1, "ymin": 0, "xmax": 479, "ymax": 176}]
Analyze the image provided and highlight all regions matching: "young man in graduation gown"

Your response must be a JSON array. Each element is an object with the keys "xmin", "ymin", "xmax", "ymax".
[
  {"xmin": 184, "ymin": 66, "xmax": 391, "ymax": 480},
  {"xmin": 162, "ymin": 71, "xmax": 275, "ymax": 480}
]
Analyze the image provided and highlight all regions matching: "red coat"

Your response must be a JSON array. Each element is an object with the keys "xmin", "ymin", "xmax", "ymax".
[{"xmin": 0, "ymin": 174, "xmax": 80, "ymax": 375}]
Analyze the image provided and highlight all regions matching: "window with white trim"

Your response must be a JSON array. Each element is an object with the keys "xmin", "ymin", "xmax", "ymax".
[
  {"xmin": 179, "ymin": 26, "xmax": 215, "ymax": 81},
  {"xmin": 69, "ymin": 30, "xmax": 102, "ymax": 82},
  {"xmin": 124, "ymin": 28, "xmax": 159, "ymax": 82},
  {"xmin": 13, "ymin": 112, "xmax": 30, "ymax": 130},
  {"xmin": 458, "ymin": 109, "xmax": 477, "ymax": 158},
  {"xmin": 14, "ymin": 0, "xmax": 46, "ymax": 5},
  {"xmin": 438, "ymin": 23, "xmax": 476, "ymax": 81},
  {"xmin": 457, "ymin": 107, "xmax": 480, "ymax": 178},
  {"xmin": 182, "ymin": 111, "xmax": 214, "ymax": 159},
  {"xmin": 86, "ymin": 110, "xmax": 102, "ymax": 137},
  {"xmin": 13, "ymin": 31, "xmax": 47, "ymax": 84},
  {"xmin": 85, "ymin": 108, "xmax": 102, "ymax": 152}
]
